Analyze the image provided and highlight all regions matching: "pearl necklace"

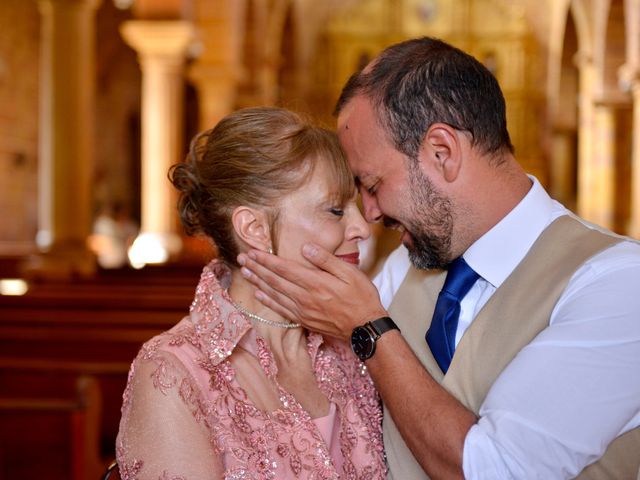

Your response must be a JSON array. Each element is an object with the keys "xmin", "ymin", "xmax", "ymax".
[{"xmin": 232, "ymin": 301, "xmax": 302, "ymax": 329}]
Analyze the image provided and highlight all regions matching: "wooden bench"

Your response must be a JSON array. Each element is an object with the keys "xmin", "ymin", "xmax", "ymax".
[
  {"xmin": 0, "ymin": 265, "xmax": 203, "ymax": 479},
  {"xmin": 0, "ymin": 357, "xmax": 133, "ymax": 474},
  {"xmin": 0, "ymin": 370, "xmax": 102, "ymax": 480},
  {"xmin": 0, "ymin": 277, "xmax": 195, "ymax": 361}
]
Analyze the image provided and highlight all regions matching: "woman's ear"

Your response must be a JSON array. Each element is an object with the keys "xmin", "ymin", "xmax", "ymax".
[
  {"xmin": 420, "ymin": 123, "xmax": 463, "ymax": 183},
  {"xmin": 231, "ymin": 206, "xmax": 272, "ymax": 252}
]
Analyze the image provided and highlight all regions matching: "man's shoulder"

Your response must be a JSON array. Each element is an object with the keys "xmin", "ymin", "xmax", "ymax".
[
  {"xmin": 563, "ymin": 211, "xmax": 639, "ymax": 242},
  {"xmin": 560, "ymin": 212, "xmax": 640, "ymax": 266}
]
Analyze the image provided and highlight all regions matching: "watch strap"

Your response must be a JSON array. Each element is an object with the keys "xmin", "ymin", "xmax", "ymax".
[{"xmin": 369, "ymin": 316, "xmax": 400, "ymax": 338}]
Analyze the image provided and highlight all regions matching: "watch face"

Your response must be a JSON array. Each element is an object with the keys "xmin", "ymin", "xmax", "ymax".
[{"xmin": 351, "ymin": 326, "xmax": 375, "ymax": 361}]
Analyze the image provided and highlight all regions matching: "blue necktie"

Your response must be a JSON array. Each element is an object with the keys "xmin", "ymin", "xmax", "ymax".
[{"xmin": 426, "ymin": 257, "xmax": 479, "ymax": 373}]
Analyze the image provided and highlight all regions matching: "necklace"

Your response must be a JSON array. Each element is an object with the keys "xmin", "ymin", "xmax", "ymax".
[{"xmin": 232, "ymin": 301, "xmax": 302, "ymax": 329}]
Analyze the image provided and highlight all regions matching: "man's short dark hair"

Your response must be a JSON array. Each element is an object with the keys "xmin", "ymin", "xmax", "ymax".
[{"xmin": 335, "ymin": 37, "xmax": 514, "ymax": 161}]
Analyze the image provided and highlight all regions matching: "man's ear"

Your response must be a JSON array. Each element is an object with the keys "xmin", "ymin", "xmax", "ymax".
[
  {"xmin": 231, "ymin": 206, "xmax": 272, "ymax": 252},
  {"xmin": 420, "ymin": 123, "xmax": 463, "ymax": 183}
]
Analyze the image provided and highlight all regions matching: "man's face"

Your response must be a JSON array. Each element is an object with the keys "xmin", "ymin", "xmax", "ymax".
[{"xmin": 337, "ymin": 96, "xmax": 454, "ymax": 269}]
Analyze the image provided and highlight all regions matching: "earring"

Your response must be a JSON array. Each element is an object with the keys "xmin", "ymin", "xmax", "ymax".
[{"xmin": 267, "ymin": 247, "xmax": 273, "ymax": 255}]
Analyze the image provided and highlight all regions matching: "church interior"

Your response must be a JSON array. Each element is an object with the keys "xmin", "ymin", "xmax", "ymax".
[{"xmin": 0, "ymin": 0, "xmax": 638, "ymax": 478}]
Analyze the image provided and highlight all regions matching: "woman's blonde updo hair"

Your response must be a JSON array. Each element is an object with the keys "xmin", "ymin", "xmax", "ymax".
[{"xmin": 169, "ymin": 106, "xmax": 355, "ymax": 267}]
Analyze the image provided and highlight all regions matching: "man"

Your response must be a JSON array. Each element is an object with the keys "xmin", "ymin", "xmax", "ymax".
[{"xmin": 237, "ymin": 37, "xmax": 640, "ymax": 479}]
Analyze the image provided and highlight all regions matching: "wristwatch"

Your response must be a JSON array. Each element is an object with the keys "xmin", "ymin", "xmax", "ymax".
[{"xmin": 350, "ymin": 316, "xmax": 400, "ymax": 361}]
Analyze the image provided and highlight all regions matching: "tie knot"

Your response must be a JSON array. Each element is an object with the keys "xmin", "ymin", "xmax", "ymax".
[{"xmin": 442, "ymin": 257, "xmax": 480, "ymax": 300}]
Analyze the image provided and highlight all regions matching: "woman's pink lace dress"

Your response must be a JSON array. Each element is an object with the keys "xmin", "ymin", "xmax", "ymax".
[{"xmin": 116, "ymin": 261, "xmax": 386, "ymax": 479}]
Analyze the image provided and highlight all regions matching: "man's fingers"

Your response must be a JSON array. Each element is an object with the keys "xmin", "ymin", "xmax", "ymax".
[
  {"xmin": 236, "ymin": 248, "xmax": 380, "ymax": 339},
  {"xmin": 241, "ymin": 268, "xmax": 300, "ymax": 323},
  {"xmin": 241, "ymin": 249, "xmax": 320, "ymax": 288},
  {"xmin": 238, "ymin": 254, "xmax": 307, "ymax": 316},
  {"xmin": 301, "ymin": 243, "xmax": 351, "ymax": 280},
  {"xmin": 239, "ymin": 252, "xmax": 301, "ymax": 293},
  {"xmin": 253, "ymin": 289, "xmax": 299, "ymax": 323}
]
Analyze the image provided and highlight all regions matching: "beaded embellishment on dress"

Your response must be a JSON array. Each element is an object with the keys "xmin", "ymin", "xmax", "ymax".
[{"xmin": 116, "ymin": 260, "xmax": 386, "ymax": 479}]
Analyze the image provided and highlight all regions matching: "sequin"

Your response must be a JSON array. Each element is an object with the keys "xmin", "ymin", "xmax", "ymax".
[{"xmin": 117, "ymin": 260, "xmax": 386, "ymax": 479}]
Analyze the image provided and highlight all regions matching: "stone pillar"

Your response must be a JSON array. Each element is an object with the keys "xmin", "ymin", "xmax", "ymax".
[
  {"xmin": 26, "ymin": 0, "xmax": 101, "ymax": 279},
  {"xmin": 120, "ymin": 20, "xmax": 194, "ymax": 266},
  {"xmin": 588, "ymin": 102, "xmax": 616, "ymax": 229},
  {"xmin": 189, "ymin": 63, "xmax": 239, "ymax": 130},
  {"xmin": 549, "ymin": 125, "xmax": 577, "ymax": 209},
  {"xmin": 629, "ymin": 81, "xmax": 640, "ymax": 238},
  {"xmin": 188, "ymin": 0, "xmax": 245, "ymax": 130},
  {"xmin": 621, "ymin": 0, "xmax": 640, "ymax": 238},
  {"xmin": 576, "ymin": 55, "xmax": 598, "ymax": 222}
]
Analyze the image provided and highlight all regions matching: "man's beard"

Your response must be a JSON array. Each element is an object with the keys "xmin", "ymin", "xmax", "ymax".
[{"xmin": 403, "ymin": 162, "xmax": 454, "ymax": 270}]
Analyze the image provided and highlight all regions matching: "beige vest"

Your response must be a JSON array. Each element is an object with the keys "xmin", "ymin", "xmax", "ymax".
[{"xmin": 385, "ymin": 216, "xmax": 640, "ymax": 479}]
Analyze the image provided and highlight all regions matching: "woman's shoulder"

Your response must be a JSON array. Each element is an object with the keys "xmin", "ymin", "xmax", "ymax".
[
  {"xmin": 122, "ymin": 317, "xmax": 212, "ymax": 410},
  {"xmin": 124, "ymin": 316, "xmax": 210, "ymax": 390},
  {"xmin": 136, "ymin": 316, "xmax": 201, "ymax": 360}
]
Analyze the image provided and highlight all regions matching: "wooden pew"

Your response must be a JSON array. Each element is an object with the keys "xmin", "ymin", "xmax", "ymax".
[
  {"xmin": 0, "ymin": 264, "xmax": 203, "ymax": 478},
  {"xmin": 0, "ymin": 367, "xmax": 102, "ymax": 480},
  {"xmin": 0, "ymin": 357, "xmax": 132, "ymax": 459},
  {"xmin": 0, "ymin": 277, "xmax": 195, "ymax": 362}
]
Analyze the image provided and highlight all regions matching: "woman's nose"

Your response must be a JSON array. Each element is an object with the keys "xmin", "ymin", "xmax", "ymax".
[{"xmin": 345, "ymin": 206, "xmax": 371, "ymax": 242}]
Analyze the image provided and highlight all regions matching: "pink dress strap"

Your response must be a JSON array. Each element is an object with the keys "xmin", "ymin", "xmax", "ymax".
[{"xmin": 312, "ymin": 402, "xmax": 343, "ymax": 473}]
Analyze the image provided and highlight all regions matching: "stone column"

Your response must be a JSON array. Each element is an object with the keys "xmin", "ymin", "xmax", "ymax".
[
  {"xmin": 629, "ymin": 80, "xmax": 640, "ymax": 238},
  {"xmin": 589, "ymin": 102, "xmax": 616, "ymax": 229},
  {"xmin": 189, "ymin": 63, "xmax": 239, "ymax": 130},
  {"xmin": 621, "ymin": 0, "xmax": 640, "ymax": 238},
  {"xmin": 26, "ymin": 0, "xmax": 101, "ymax": 279},
  {"xmin": 120, "ymin": 21, "xmax": 194, "ymax": 266},
  {"xmin": 549, "ymin": 125, "xmax": 577, "ymax": 209},
  {"xmin": 188, "ymin": 0, "xmax": 245, "ymax": 130},
  {"xmin": 576, "ymin": 55, "xmax": 599, "ymax": 222}
]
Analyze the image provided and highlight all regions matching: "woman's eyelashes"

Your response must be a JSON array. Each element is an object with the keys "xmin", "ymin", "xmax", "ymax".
[{"xmin": 329, "ymin": 207, "xmax": 345, "ymax": 217}]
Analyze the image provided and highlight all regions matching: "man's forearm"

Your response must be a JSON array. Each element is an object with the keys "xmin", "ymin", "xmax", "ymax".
[{"xmin": 366, "ymin": 330, "xmax": 477, "ymax": 479}]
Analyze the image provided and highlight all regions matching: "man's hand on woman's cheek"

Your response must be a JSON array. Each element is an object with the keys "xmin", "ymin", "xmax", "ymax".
[{"xmin": 237, "ymin": 244, "xmax": 388, "ymax": 340}]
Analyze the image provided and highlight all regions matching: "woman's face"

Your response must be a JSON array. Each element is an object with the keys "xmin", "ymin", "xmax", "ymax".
[{"xmin": 274, "ymin": 160, "xmax": 370, "ymax": 267}]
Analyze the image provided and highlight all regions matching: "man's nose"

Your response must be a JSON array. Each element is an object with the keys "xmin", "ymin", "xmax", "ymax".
[{"xmin": 361, "ymin": 192, "xmax": 383, "ymax": 223}]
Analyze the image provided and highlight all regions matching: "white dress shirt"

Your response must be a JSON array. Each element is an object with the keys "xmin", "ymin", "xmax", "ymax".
[{"xmin": 373, "ymin": 177, "xmax": 640, "ymax": 479}]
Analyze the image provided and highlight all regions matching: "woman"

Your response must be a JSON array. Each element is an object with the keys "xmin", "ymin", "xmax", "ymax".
[{"xmin": 116, "ymin": 107, "xmax": 386, "ymax": 479}]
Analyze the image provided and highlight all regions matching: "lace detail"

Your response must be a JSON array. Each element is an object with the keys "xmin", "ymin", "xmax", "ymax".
[
  {"xmin": 116, "ymin": 445, "xmax": 143, "ymax": 479},
  {"xmin": 117, "ymin": 260, "xmax": 386, "ymax": 479},
  {"xmin": 151, "ymin": 357, "xmax": 178, "ymax": 395},
  {"xmin": 159, "ymin": 472, "xmax": 186, "ymax": 480}
]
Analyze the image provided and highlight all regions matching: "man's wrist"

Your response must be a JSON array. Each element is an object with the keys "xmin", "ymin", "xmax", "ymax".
[{"xmin": 350, "ymin": 316, "xmax": 400, "ymax": 361}]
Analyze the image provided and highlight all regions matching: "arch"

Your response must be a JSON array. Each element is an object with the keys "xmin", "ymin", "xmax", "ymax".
[
  {"xmin": 277, "ymin": 3, "xmax": 297, "ymax": 107},
  {"xmin": 598, "ymin": 0, "xmax": 626, "ymax": 96},
  {"xmin": 547, "ymin": 0, "xmax": 592, "ymax": 121},
  {"xmin": 549, "ymin": 4, "xmax": 581, "ymax": 208},
  {"xmin": 622, "ymin": 0, "xmax": 640, "ymax": 74},
  {"xmin": 569, "ymin": 0, "xmax": 594, "ymax": 63},
  {"xmin": 601, "ymin": 0, "xmax": 632, "ymax": 232},
  {"xmin": 239, "ymin": 0, "xmax": 290, "ymax": 105}
]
